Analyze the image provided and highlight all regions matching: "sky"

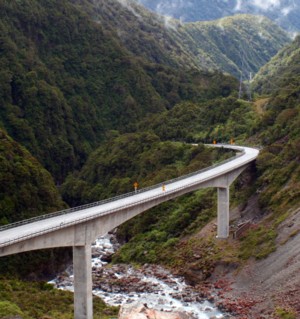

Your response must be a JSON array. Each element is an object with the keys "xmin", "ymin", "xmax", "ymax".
[{"xmin": 137, "ymin": 0, "xmax": 298, "ymax": 14}]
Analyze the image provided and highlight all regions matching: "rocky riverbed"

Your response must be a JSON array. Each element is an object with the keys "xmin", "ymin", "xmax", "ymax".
[{"xmin": 50, "ymin": 233, "xmax": 225, "ymax": 319}]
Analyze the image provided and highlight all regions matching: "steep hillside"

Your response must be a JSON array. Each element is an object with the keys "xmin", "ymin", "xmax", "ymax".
[
  {"xmin": 80, "ymin": 0, "xmax": 290, "ymax": 77},
  {"xmin": 0, "ymin": 130, "xmax": 70, "ymax": 279},
  {"xmin": 216, "ymin": 36, "xmax": 300, "ymax": 317},
  {"xmin": 253, "ymin": 35, "xmax": 300, "ymax": 94},
  {"xmin": 0, "ymin": 129, "xmax": 65, "ymax": 224},
  {"xmin": 182, "ymin": 14, "xmax": 289, "ymax": 78},
  {"xmin": 0, "ymin": 0, "xmax": 161, "ymax": 181},
  {"xmin": 137, "ymin": 0, "xmax": 300, "ymax": 33},
  {"xmin": 0, "ymin": 0, "xmax": 237, "ymax": 182}
]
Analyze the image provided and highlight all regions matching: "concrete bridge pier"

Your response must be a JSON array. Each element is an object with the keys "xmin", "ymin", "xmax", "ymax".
[
  {"xmin": 217, "ymin": 187, "xmax": 230, "ymax": 239},
  {"xmin": 73, "ymin": 245, "xmax": 93, "ymax": 319}
]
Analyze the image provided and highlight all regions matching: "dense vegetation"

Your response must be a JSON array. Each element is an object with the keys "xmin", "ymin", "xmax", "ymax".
[
  {"xmin": 0, "ymin": 129, "xmax": 70, "ymax": 281},
  {"xmin": 0, "ymin": 0, "xmax": 240, "ymax": 182},
  {"xmin": 137, "ymin": 97, "xmax": 260, "ymax": 142},
  {"xmin": 182, "ymin": 15, "xmax": 289, "ymax": 78},
  {"xmin": 251, "ymin": 36, "xmax": 300, "ymax": 214},
  {"xmin": 61, "ymin": 132, "xmax": 234, "ymax": 205},
  {"xmin": 0, "ymin": 129, "xmax": 64, "ymax": 225},
  {"xmin": 0, "ymin": 278, "xmax": 118, "ymax": 319},
  {"xmin": 253, "ymin": 35, "xmax": 300, "ymax": 94}
]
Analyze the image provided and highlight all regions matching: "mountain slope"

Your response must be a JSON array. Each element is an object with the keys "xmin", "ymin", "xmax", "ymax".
[
  {"xmin": 253, "ymin": 35, "xmax": 300, "ymax": 94},
  {"xmin": 0, "ymin": 129, "xmax": 65, "ymax": 224},
  {"xmin": 219, "ymin": 34, "xmax": 300, "ymax": 317},
  {"xmin": 0, "ymin": 0, "xmax": 163, "ymax": 181},
  {"xmin": 182, "ymin": 14, "xmax": 289, "ymax": 77},
  {"xmin": 0, "ymin": 129, "xmax": 70, "ymax": 279},
  {"xmin": 137, "ymin": 0, "xmax": 300, "ymax": 33},
  {"xmin": 0, "ymin": 0, "xmax": 238, "ymax": 182},
  {"xmin": 80, "ymin": 0, "xmax": 290, "ymax": 78}
]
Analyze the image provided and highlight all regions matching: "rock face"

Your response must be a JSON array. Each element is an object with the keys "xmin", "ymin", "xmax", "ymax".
[{"xmin": 118, "ymin": 303, "xmax": 195, "ymax": 319}]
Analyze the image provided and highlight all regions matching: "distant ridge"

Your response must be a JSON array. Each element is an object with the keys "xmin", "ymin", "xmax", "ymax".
[
  {"xmin": 137, "ymin": 0, "xmax": 300, "ymax": 33},
  {"xmin": 77, "ymin": 0, "xmax": 290, "ymax": 77}
]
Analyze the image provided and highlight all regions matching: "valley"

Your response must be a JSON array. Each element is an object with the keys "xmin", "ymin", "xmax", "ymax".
[{"xmin": 0, "ymin": 0, "xmax": 300, "ymax": 319}]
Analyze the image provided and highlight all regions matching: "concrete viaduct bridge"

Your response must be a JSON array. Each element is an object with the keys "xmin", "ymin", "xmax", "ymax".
[{"xmin": 0, "ymin": 144, "xmax": 259, "ymax": 319}]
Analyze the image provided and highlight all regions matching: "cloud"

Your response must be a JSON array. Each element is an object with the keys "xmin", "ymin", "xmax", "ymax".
[
  {"xmin": 234, "ymin": 0, "xmax": 284, "ymax": 12},
  {"xmin": 234, "ymin": 0, "xmax": 243, "ymax": 11},
  {"xmin": 252, "ymin": 0, "xmax": 281, "ymax": 11},
  {"xmin": 281, "ymin": 5, "xmax": 293, "ymax": 16},
  {"xmin": 162, "ymin": 15, "xmax": 178, "ymax": 30},
  {"xmin": 115, "ymin": 0, "xmax": 142, "ymax": 19}
]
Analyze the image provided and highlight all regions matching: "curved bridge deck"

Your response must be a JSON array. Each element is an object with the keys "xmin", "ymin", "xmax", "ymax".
[{"xmin": 0, "ymin": 144, "xmax": 259, "ymax": 319}]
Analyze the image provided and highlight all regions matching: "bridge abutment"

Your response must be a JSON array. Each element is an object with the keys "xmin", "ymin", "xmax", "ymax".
[{"xmin": 73, "ymin": 245, "xmax": 93, "ymax": 319}]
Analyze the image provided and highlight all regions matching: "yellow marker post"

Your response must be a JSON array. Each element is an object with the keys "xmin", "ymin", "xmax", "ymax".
[
  {"xmin": 213, "ymin": 140, "xmax": 217, "ymax": 145},
  {"xmin": 133, "ymin": 182, "xmax": 138, "ymax": 193},
  {"xmin": 162, "ymin": 184, "xmax": 166, "ymax": 192},
  {"xmin": 230, "ymin": 138, "xmax": 234, "ymax": 145}
]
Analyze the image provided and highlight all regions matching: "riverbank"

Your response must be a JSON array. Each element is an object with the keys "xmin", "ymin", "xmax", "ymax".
[
  {"xmin": 50, "ymin": 233, "xmax": 225, "ymax": 319},
  {"xmin": 176, "ymin": 205, "xmax": 300, "ymax": 319}
]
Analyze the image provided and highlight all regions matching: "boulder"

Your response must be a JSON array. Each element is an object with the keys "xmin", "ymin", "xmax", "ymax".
[{"xmin": 118, "ymin": 303, "xmax": 195, "ymax": 319}]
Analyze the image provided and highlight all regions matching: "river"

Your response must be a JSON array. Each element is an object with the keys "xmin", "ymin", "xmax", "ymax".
[{"xmin": 49, "ymin": 233, "xmax": 225, "ymax": 319}]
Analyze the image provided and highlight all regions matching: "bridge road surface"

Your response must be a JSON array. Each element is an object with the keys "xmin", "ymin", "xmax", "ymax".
[{"xmin": 0, "ymin": 145, "xmax": 259, "ymax": 249}]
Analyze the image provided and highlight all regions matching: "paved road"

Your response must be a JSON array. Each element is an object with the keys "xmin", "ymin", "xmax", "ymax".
[{"xmin": 0, "ymin": 145, "xmax": 259, "ymax": 248}]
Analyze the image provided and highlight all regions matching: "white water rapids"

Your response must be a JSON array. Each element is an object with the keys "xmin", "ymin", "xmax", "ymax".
[{"xmin": 49, "ymin": 234, "xmax": 225, "ymax": 319}]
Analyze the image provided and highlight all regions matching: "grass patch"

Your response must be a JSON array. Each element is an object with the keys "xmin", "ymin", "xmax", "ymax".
[
  {"xmin": 275, "ymin": 307, "xmax": 297, "ymax": 319},
  {"xmin": 0, "ymin": 300, "xmax": 24, "ymax": 318},
  {"xmin": 239, "ymin": 225, "xmax": 277, "ymax": 260},
  {"xmin": 0, "ymin": 278, "xmax": 118, "ymax": 319}
]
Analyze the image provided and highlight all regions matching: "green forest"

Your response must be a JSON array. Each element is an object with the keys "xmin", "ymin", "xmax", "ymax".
[{"xmin": 1, "ymin": 0, "xmax": 300, "ymax": 318}]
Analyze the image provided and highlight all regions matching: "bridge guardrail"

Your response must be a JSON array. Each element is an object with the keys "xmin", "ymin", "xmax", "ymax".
[
  {"xmin": 0, "ymin": 150, "xmax": 250, "ymax": 248},
  {"xmin": 0, "ymin": 145, "xmax": 247, "ymax": 233}
]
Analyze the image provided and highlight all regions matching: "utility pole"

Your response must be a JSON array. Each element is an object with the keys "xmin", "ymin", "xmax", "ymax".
[
  {"xmin": 238, "ymin": 70, "xmax": 243, "ymax": 99},
  {"xmin": 248, "ymin": 72, "xmax": 252, "ymax": 101},
  {"xmin": 238, "ymin": 49, "xmax": 245, "ymax": 99}
]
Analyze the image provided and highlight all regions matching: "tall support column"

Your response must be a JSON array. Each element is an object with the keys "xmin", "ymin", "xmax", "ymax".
[
  {"xmin": 217, "ymin": 187, "xmax": 230, "ymax": 239},
  {"xmin": 73, "ymin": 245, "xmax": 93, "ymax": 319}
]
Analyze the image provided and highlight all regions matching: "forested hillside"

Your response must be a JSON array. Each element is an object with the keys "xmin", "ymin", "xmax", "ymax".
[
  {"xmin": 251, "ymin": 35, "xmax": 300, "ymax": 214},
  {"xmin": 0, "ymin": 129, "xmax": 64, "ymax": 225},
  {"xmin": 78, "ymin": 0, "xmax": 290, "ymax": 78},
  {"xmin": 0, "ymin": 129, "xmax": 69, "ymax": 283},
  {"xmin": 182, "ymin": 14, "xmax": 289, "ymax": 78},
  {"xmin": 253, "ymin": 35, "xmax": 300, "ymax": 94},
  {"xmin": 0, "ymin": 0, "xmax": 238, "ymax": 182}
]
